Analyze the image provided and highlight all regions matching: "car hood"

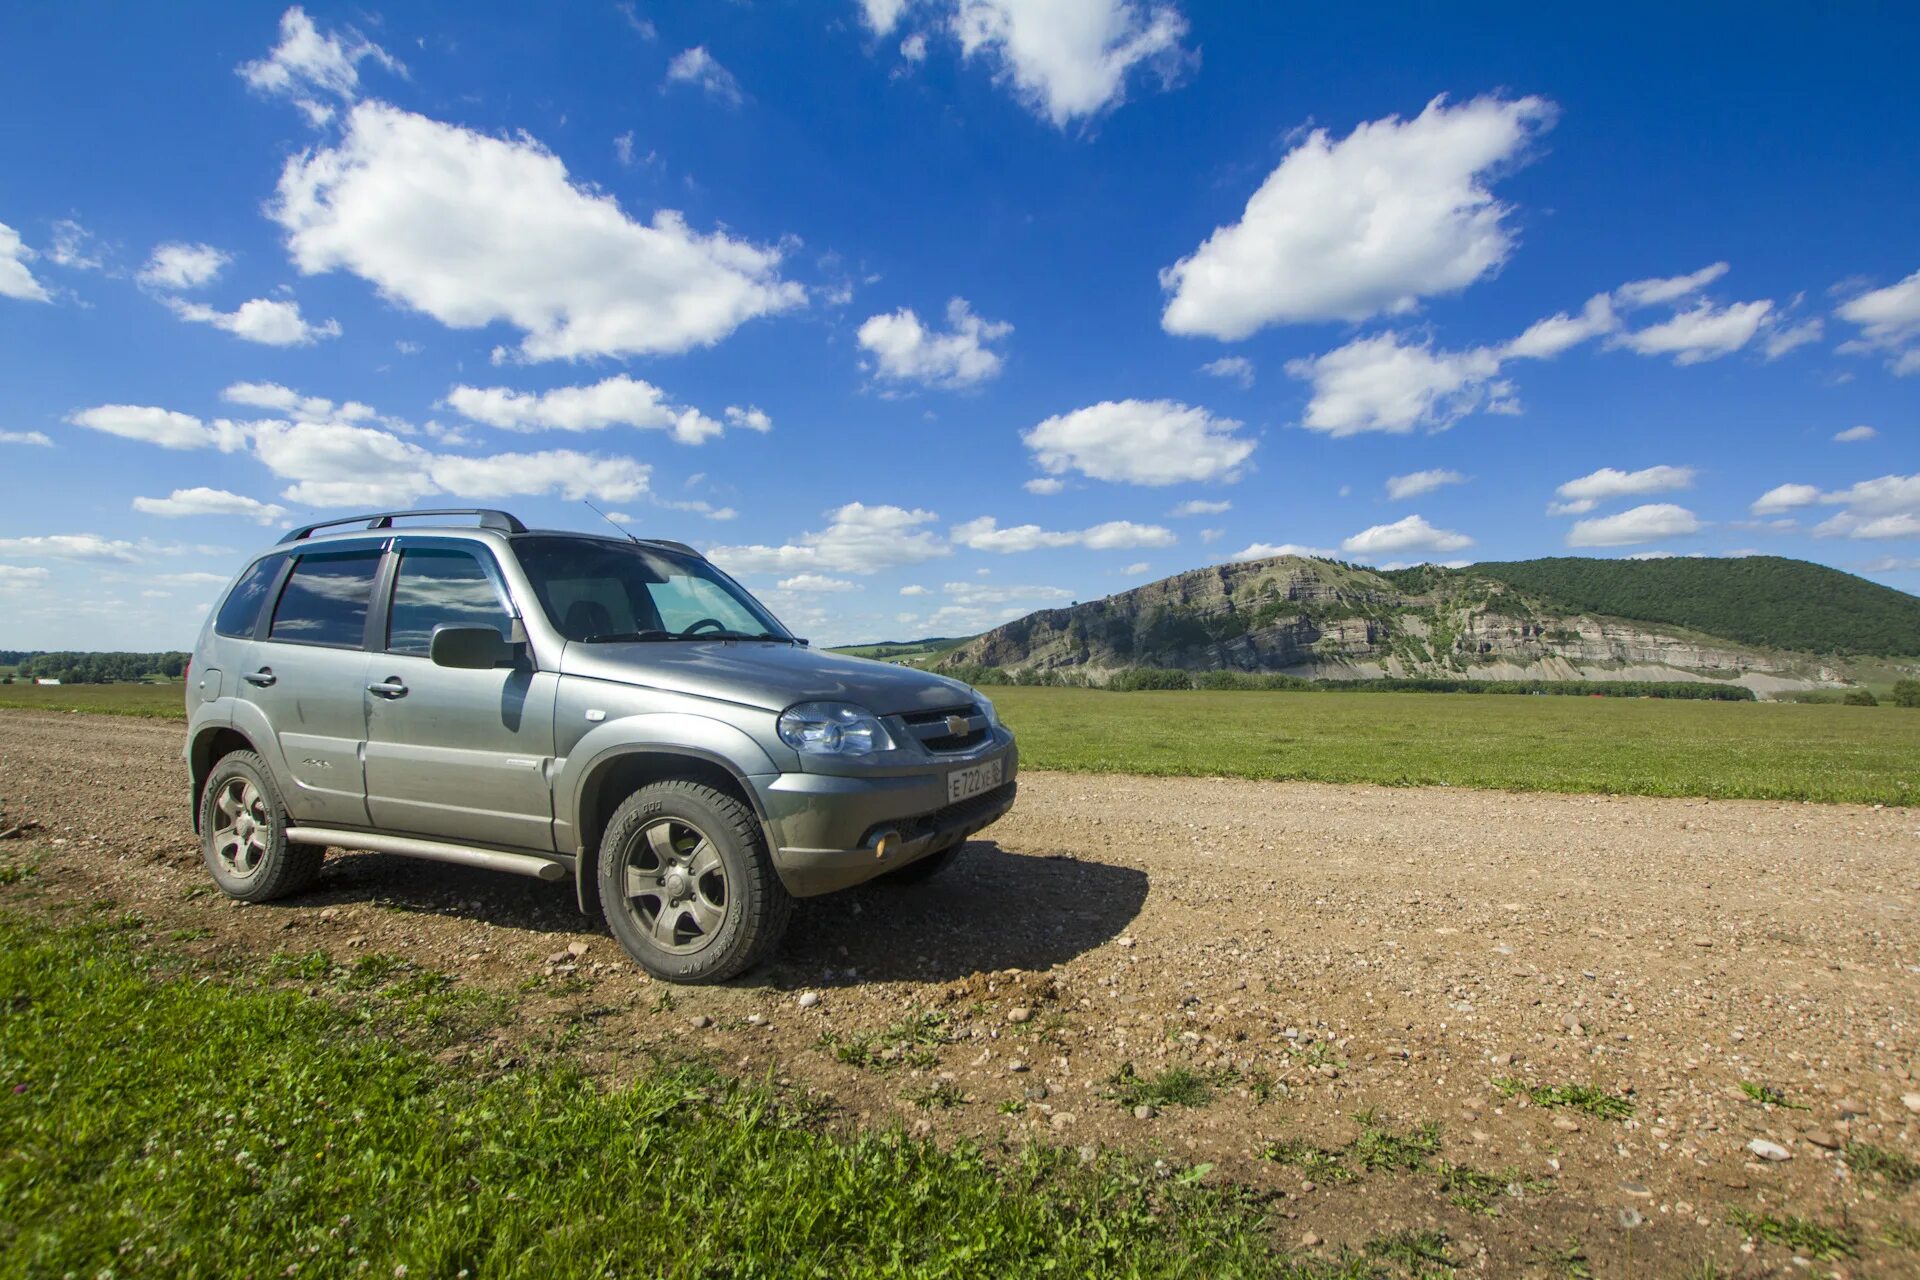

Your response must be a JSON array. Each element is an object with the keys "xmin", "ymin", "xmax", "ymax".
[{"xmin": 558, "ymin": 640, "xmax": 978, "ymax": 715}]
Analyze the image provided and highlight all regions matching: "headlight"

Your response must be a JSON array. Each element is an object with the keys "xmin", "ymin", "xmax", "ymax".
[
  {"xmin": 974, "ymin": 691, "xmax": 1001, "ymax": 729},
  {"xmin": 777, "ymin": 702, "xmax": 893, "ymax": 756}
]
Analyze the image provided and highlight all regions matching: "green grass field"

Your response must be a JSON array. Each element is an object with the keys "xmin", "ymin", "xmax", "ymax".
[
  {"xmin": 989, "ymin": 686, "xmax": 1918, "ymax": 806},
  {"xmin": 0, "ymin": 682, "xmax": 184, "ymax": 718},
  {"xmin": 2, "ymin": 680, "xmax": 1913, "ymax": 805},
  {"xmin": 0, "ymin": 908, "xmax": 1301, "ymax": 1278}
]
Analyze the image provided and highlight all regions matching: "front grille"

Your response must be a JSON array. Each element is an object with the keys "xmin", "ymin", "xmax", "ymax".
[
  {"xmin": 900, "ymin": 703, "xmax": 990, "ymax": 753},
  {"xmin": 862, "ymin": 781, "xmax": 1017, "ymax": 847}
]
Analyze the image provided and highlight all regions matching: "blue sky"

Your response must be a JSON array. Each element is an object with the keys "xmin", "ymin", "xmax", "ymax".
[{"xmin": 2, "ymin": 1, "xmax": 1917, "ymax": 651}]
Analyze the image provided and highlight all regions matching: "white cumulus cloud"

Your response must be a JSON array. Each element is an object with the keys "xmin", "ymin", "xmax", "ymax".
[
  {"xmin": 1750, "ymin": 483, "xmax": 1821, "ymax": 515},
  {"xmin": 238, "ymin": 5, "xmax": 402, "ymax": 125},
  {"xmin": 777, "ymin": 574, "xmax": 858, "ymax": 592},
  {"xmin": 1501, "ymin": 293, "xmax": 1617, "ymax": 360},
  {"xmin": 1161, "ymin": 94, "xmax": 1554, "ymax": 339},
  {"xmin": 1810, "ymin": 473, "xmax": 1920, "ymax": 539},
  {"xmin": 138, "ymin": 242, "xmax": 231, "ymax": 290},
  {"xmin": 166, "ymin": 296, "xmax": 341, "ymax": 346},
  {"xmin": 1834, "ymin": 425, "xmax": 1876, "ymax": 443},
  {"xmin": 951, "ymin": 0, "xmax": 1192, "ymax": 127},
  {"xmin": 1023, "ymin": 477, "xmax": 1065, "ymax": 495},
  {"xmin": 270, "ymin": 102, "xmax": 805, "ymax": 363},
  {"xmin": 1023, "ymin": 399, "xmax": 1253, "ymax": 485},
  {"xmin": 859, "ymin": 0, "xmax": 911, "ymax": 34},
  {"xmin": 443, "ymin": 376, "xmax": 729, "ymax": 444},
  {"xmin": 709, "ymin": 503, "xmax": 949, "ymax": 575},
  {"xmin": 0, "ymin": 565, "xmax": 50, "ymax": 591},
  {"xmin": 1835, "ymin": 268, "xmax": 1920, "ymax": 376},
  {"xmin": 857, "ymin": 298, "xmax": 1011, "ymax": 388},
  {"xmin": 1555, "ymin": 465, "xmax": 1694, "ymax": 505},
  {"xmin": 1566, "ymin": 503, "xmax": 1702, "ymax": 548},
  {"xmin": 664, "ymin": 47, "xmax": 744, "ymax": 106},
  {"xmin": 0, "ymin": 221, "xmax": 51, "ymax": 302},
  {"xmin": 0, "ymin": 430, "xmax": 52, "ymax": 446},
  {"xmin": 1170, "ymin": 499, "xmax": 1231, "ymax": 516},
  {"xmin": 1341, "ymin": 514, "xmax": 1473, "ymax": 556},
  {"xmin": 1229, "ymin": 542, "xmax": 1333, "ymax": 563},
  {"xmin": 1612, "ymin": 298, "xmax": 1774, "ymax": 365},
  {"xmin": 1612, "ymin": 262, "xmax": 1729, "ymax": 309},
  {"xmin": 133, "ymin": 487, "xmax": 289, "ymax": 524},
  {"xmin": 950, "ymin": 515, "xmax": 1175, "ymax": 552},
  {"xmin": 67, "ymin": 405, "xmax": 249, "ymax": 452},
  {"xmin": 0, "ymin": 534, "xmax": 142, "ymax": 564},
  {"xmin": 1385, "ymin": 469, "xmax": 1467, "ymax": 501},
  {"xmin": 1199, "ymin": 355, "xmax": 1254, "ymax": 387},
  {"xmin": 1287, "ymin": 332, "xmax": 1509, "ymax": 436}
]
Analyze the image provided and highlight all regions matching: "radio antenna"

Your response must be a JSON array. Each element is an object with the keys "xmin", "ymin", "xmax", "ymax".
[{"xmin": 583, "ymin": 499, "xmax": 640, "ymax": 543}]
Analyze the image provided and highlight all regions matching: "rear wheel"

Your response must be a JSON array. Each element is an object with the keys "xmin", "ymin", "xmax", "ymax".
[
  {"xmin": 597, "ymin": 780, "xmax": 791, "ymax": 983},
  {"xmin": 198, "ymin": 751, "xmax": 323, "ymax": 902}
]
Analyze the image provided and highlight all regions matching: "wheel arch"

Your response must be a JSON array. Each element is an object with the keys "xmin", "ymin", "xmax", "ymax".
[
  {"xmin": 189, "ymin": 725, "xmax": 260, "ymax": 833},
  {"xmin": 570, "ymin": 747, "xmax": 769, "ymax": 914}
]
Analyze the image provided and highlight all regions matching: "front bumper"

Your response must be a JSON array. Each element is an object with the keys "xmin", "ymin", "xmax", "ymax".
[{"xmin": 756, "ymin": 738, "xmax": 1018, "ymax": 896}]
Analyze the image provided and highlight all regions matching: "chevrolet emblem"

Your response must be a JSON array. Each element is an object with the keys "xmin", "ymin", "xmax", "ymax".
[{"xmin": 945, "ymin": 714, "xmax": 970, "ymax": 737}]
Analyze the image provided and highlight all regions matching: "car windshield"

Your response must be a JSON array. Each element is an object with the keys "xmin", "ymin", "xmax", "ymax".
[{"xmin": 513, "ymin": 536, "xmax": 793, "ymax": 644}]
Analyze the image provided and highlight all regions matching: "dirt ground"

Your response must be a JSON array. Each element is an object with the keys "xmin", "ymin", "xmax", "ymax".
[{"xmin": 3, "ymin": 709, "xmax": 1918, "ymax": 1277}]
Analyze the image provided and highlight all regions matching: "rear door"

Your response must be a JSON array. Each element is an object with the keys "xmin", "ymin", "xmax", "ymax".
[
  {"xmin": 242, "ymin": 545, "xmax": 381, "ymax": 826},
  {"xmin": 361, "ymin": 539, "xmax": 559, "ymax": 851}
]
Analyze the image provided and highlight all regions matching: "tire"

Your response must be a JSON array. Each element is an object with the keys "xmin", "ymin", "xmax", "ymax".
[
  {"xmin": 198, "ymin": 750, "xmax": 323, "ymax": 903},
  {"xmin": 597, "ymin": 780, "xmax": 791, "ymax": 984},
  {"xmin": 874, "ymin": 842, "xmax": 960, "ymax": 886}
]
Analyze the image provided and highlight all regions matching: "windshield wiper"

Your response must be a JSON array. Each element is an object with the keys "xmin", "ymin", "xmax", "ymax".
[
  {"xmin": 580, "ymin": 630, "xmax": 677, "ymax": 643},
  {"xmin": 698, "ymin": 630, "xmax": 801, "ymax": 644}
]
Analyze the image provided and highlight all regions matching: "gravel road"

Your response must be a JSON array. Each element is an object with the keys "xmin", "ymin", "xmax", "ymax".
[{"xmin": 3, "ymin": 709, "xmax": 1917, "ymax": 1276}]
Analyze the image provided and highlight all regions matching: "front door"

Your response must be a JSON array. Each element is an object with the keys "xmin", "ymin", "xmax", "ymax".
[
  {"xmin": 245, "ymin": 546, "xmax": 381, "ymax": 827},
  {"xmin": 361, "ymin": 541, "xmax": 558, "ymax": 851}
]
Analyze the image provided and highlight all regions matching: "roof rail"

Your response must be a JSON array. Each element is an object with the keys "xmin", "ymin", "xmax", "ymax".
[{"xmin": 278, "ymin": 509, "xmax": 528, "ymax": 544}]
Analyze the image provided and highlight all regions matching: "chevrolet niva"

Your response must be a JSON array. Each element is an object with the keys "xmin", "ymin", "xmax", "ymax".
[{"xmin": 184, "ymin": 509, "xmax": 1017, "ymax": 982}]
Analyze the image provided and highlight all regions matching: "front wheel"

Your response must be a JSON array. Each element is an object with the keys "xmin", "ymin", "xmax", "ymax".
[
  {"xmin": 198, "ymin": 750, "xmax": 323, "ymax": 902},
  {"xmin": 597, "ymin": 780, "xmax": 791, "ymax": 983}
]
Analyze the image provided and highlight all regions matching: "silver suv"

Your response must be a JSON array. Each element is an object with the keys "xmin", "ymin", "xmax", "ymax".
[{"xmin": 184, "ymin": 509, "xmax": 1017, "ymax": 982}]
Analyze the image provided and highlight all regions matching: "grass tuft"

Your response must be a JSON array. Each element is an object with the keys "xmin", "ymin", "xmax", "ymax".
[
  {"xmin": 1101, "ymin": 1062, "xmax": 1218, "ymax": 1110},
  {"xmin": 1491, "ymin": 1079, "xmax": 1634, "ymax": 1121},
  {"xmin": 1738, "ymin": 1081, "xmax": 1807, "ymax": 1110},
  {"xmin": 818, "ymin": 1008, "xmax": 953, "ymax": 1071},
  {"xmin": 1724, "ymin": 1208, "xmax": 1859, "ymax": 1261},
  {"xmin": 1845, "ymin": 1140, "xmax": 1920, "ymax": 1191}
]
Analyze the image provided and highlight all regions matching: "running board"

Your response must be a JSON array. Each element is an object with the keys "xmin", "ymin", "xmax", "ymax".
[{"xmin": 285, "ymin": 827, "xmax": 568, "ymax": 881}]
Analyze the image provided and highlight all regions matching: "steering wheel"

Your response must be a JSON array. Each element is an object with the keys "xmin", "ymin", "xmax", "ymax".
[{"xmin": 681, "ymin": 617, "xmax": 729, "ymax": 636}]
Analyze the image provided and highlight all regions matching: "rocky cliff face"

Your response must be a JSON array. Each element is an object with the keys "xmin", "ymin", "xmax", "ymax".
[{"xmin": 935, "ymin": 555, "xmax": 1840, "ymax": 694}]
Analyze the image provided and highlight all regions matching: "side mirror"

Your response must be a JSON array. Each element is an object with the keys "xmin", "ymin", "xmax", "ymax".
[{"xmin": 429, "ymin": 624, "xmax": 510, "ymax": 670}]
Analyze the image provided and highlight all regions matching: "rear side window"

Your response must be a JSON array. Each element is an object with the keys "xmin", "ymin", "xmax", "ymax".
[
  {"xmin": 214, "ymin": 554, "xmax": 285, "ymax": 638},
  {"xmin": 386, "ymin": 547, "xmax": 513, "ymax": 655},
  {"xmin": 269, "ymin": 550, "xmax": 383, "ymax": 647}
]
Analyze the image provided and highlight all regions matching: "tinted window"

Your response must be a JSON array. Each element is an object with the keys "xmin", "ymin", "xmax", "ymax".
[
  {"xmin": 214, "ymin": 555, "xmax": 286, "ymax": 638},
  {"xmin": 386, "ymin": 548, "xmax": 512, "ymax": 655},
  {"xmin": 268, "ymin": 550, "xmax": 382, "ymax": 647}
]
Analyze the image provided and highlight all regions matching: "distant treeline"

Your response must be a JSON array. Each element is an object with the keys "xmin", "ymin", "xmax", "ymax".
[
  {"xmin": 2, "ymin": 652, "xmax": 190, "ymax": 684},
  {"xmin": 942, "ymin": 663, "xmax": 1758, "ymax": 701}
]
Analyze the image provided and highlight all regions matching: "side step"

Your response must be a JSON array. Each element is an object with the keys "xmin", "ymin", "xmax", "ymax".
[{"xmin": 284, "ymin": 827, "xmax": 568, "ymax": 882}]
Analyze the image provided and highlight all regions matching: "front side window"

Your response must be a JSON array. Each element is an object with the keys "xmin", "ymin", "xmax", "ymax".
[
  {"xmin": 513, "ymin": 537, "xmax": 789, "ymax": 643},
  {"xmin": 386, "ymin": 547, "xmax": 513, "ymax": 655},
  {"xmin": 268, "ymin": 549, "xmax": 382, "ymax": 647},
  {"xmin": 214, "ymin": 554, "xmax": 286, "ymax": 638}
]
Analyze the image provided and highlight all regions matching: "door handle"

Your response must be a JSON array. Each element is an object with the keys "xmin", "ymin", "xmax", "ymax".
[
  {"xmin": 243, "ymin": 669, "xmax": 276, "ymax": 687},
  {"xmin": 367, "ymin": 678, "xmax": 409, "ymax": 699}
]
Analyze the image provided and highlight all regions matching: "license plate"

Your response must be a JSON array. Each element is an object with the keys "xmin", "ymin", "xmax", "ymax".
[{"xmin": 947, "ymin": 757, "xmax": 1003, "ymax": 803}]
